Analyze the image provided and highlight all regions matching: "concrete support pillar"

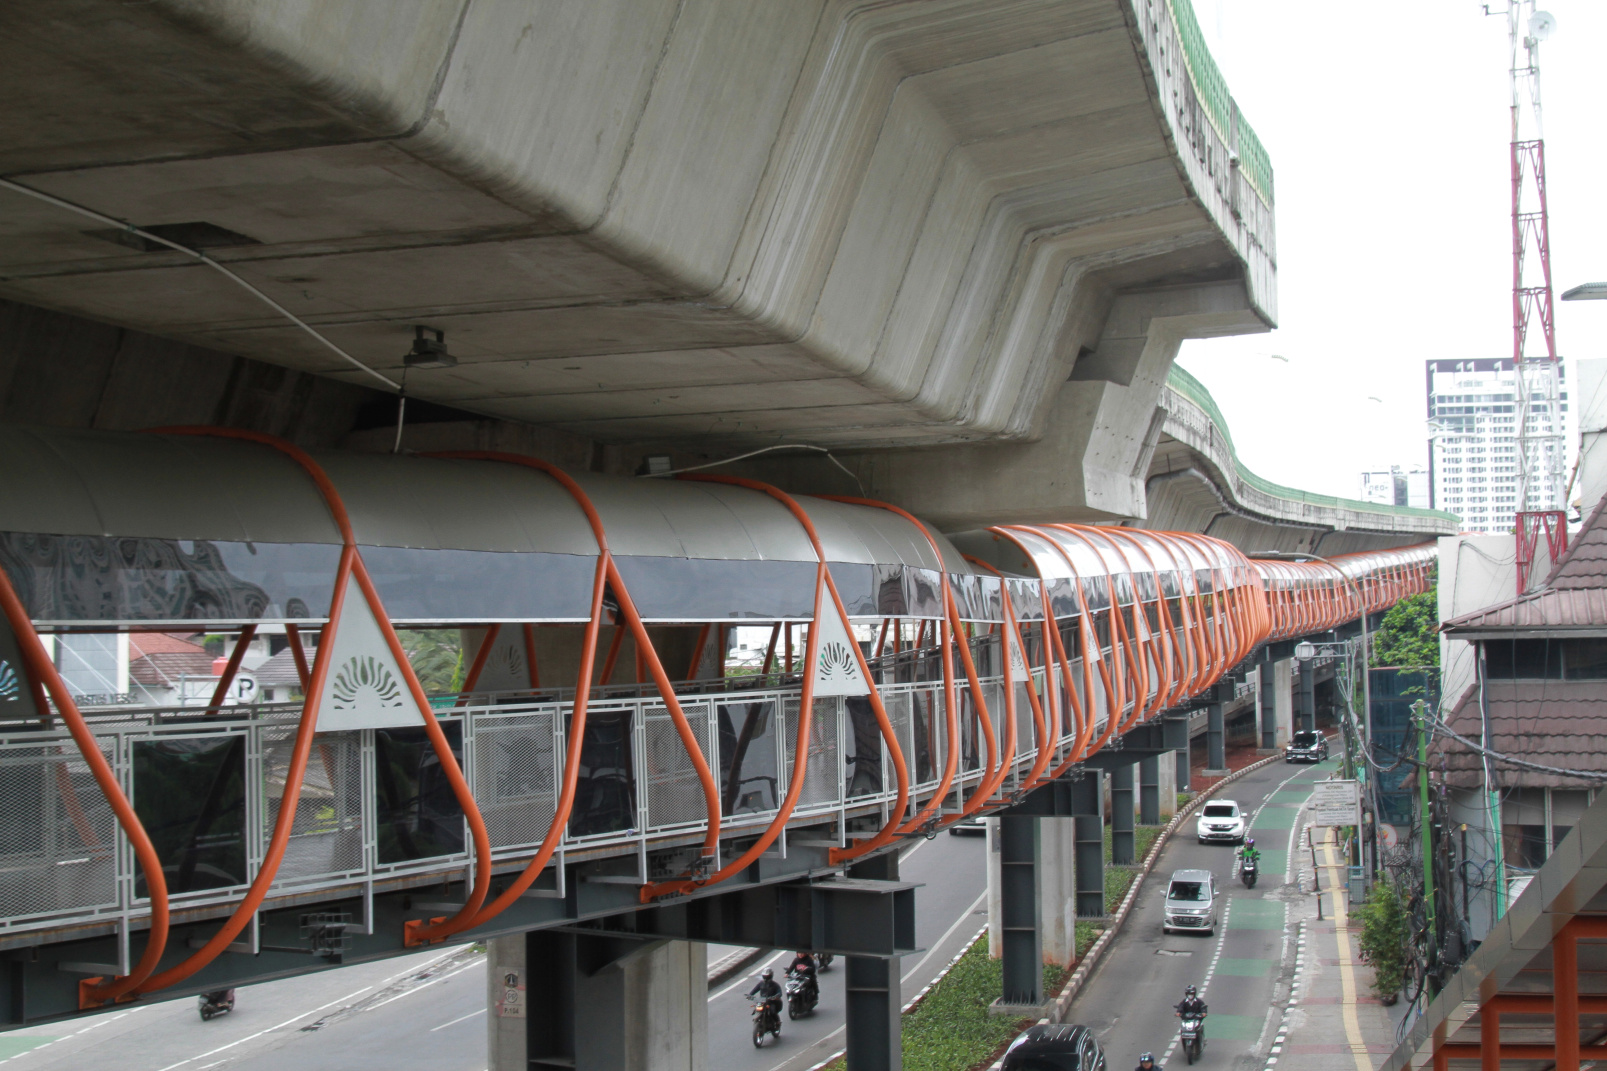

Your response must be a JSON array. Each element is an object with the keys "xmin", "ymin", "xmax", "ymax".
[
  {"xmin": 998, "ymin": 816, "xmax": 1043, "ymax": 1008},
  {"xmin": 1139, "ymin": 755, "xmax": 1161, "ymax": 826},
  {"xmin": 1258, "ymin": 662, "xmax": 1277, "ymax": 751},
  {"xmin": 1273, "ymin": 658, "xmax": 1293, "ymax": 748},
  {"xmin": 1110, "ymin": 764, "xmax": 1135, "ymax": 864},
  {"xmin": 1074, "ymin": 774, "xmax": 1106, "ymax": 918},
  {"xmin": 845, "ymin": 853, "xmax": 901, "ymax": 1071},
  {"xmin": 1205, "ymin": 693, "xmax": 1227, "ymax": 775},
  {"xmin": 1175, "ymin": 729, "xmax": 1191, "ymax": 792},
  {"xmin": 510, "ymin": 931, "xmax": 708, "ymax": 1071},
  {"xmin": 1036, "ymin": 817, "xmax": 1078, "ymax": 966},
  {"xmin": 1298, "ymin": 661, "xmax": 1317, "ymax": 732}
]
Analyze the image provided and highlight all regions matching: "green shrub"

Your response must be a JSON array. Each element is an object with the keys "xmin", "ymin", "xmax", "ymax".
[{"xmin": 1355, "ymin": 879, "xmax": 1408, "ymax": 1000}]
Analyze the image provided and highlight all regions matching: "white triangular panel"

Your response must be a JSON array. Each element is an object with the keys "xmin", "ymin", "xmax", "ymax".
[
  {"xmin": 472, "ymin": 628, "xmax": 530, "ymax": 692},
  {"xmin": 1006, "ymin": 623, "xmax": 1030, "ymax": 678},
  {"xmin": 810, "ymin": 590, "xmax": 871, "ymax": 698},
  {"xmin": 315, "ymin": 574, "xmax": 423, "ymax": 731},
  {"xmin": 0, "ymin": 618, "xmax": 39, "ymax": 722}
]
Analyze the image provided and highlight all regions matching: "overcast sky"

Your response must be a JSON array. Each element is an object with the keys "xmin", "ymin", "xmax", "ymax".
[{"xmin": 1175, "ymin": 1, "xmax": 1607, "ymax": 501}]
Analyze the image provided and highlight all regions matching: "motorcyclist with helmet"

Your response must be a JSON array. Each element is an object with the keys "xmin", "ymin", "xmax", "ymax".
[
  {"xmin": 746, "ymin": 968, "xmax": 783, "ymax": 1027},
  {"xmin": 786, "ymin": 951, "xmax": 819, "ymax": 1006},
  {"xmin": 1176, "ymin": 984, "xmax": 1207, "ymax": 1034},
  {"xmin": 1136, "ymin": 1051, "xmax": 1158, "ymax": 1071}
]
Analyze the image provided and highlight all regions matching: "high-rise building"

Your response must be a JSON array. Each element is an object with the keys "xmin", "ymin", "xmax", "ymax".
[
  {"xmin": 1359, "ymin": 466, "xmax": 1432, "ymax": 509},
  {"xmin": 1425, "ymin": 358, "xmax": 1569, "ymax": 534}
]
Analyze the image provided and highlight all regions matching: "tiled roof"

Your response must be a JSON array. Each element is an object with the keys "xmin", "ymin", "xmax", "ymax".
[
  {"xmin": 1550, "ymin": 493, "xmax": 1607, "ymax": 589},
  {"xmin": 1442, "ymin": 492, "xmax": 1607, "ymax": 635},
  {"xmin": 254, "ymin": 647, "xmax": 308, "ymax": 687},
  {"xmin": 128, "ymin": 632, "xmax": 206, "ymax": 658},
  {"xmin": 1432, "ymin": 680, "xmax": 1607, "ymax": 788},
  {"xmin": 130, "ymin": 650, "xmax": 215, "ymax": 687}
]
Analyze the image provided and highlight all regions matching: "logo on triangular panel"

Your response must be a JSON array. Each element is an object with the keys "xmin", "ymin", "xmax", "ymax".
[
  {"xmin": 0, "ymin": 617, "xmax": 39, "ymax": 722},
  {"xmin": 471, "ymin": 628, "xmax": 529, "ymax": 693},
  {"xmin": 315, "ymin": 574, "xmax": 423, "ymax": 731},
  {"xmin": 810, "ymin": 588, "xmax": 870, "ymax": 698}
]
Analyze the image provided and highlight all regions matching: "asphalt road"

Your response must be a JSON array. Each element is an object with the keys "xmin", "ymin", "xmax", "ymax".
[
  {"xmin": 706, "ymin": 830, "xmax": 989, "ymax": 1071},
  {"xmin": 0, "ymin": 831, "xmax": 987, "ymax": 1071},
  {"xmin": 1064, "ymin": 754, "xmax": 1339, "ymax": 1071}
]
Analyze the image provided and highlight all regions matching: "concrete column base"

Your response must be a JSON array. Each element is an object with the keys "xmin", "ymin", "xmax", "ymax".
[{"xmin": 989, "ymin": 998, "xmax": 1051, "ymax": 1018}]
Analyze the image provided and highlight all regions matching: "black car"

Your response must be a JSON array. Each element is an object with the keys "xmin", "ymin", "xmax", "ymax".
[
  {"xmin": 1001, "ymin": 1023, "xmax": 1106, "ymax": 1071},
  {"xmin": 1284, "ymin": 729, "xmax": 1329, "ymax": 763}
]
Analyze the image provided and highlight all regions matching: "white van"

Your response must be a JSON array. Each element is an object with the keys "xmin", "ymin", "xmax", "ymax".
[{"xmin": 1163, "ymin": 869, "xmax": 1218, "ymax": 936}]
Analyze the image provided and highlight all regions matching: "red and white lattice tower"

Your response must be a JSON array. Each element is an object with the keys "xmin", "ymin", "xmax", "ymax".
[{"xmin": 1501, "ymin": 2, "xmax": 1566, "ymax": 514}]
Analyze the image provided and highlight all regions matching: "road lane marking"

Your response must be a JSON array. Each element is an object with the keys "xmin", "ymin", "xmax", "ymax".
[
  {"xmin": 153, "ymin": 946, "xmax": 462, "ymax": 1071},
  {"xmin": 708, "ymin": 950, "xmax": 788, "ymax": 1003},
  {"xmin": 1318, "ymin": 830, "xmax": 1373, "ymax": 1071},
  {"xmin": 901, "ymin": 888, "xmax": 989, "ymax": 984},
  {"xmin": 429, "ymin": 1008, "xmax": 486, "ymax": 1032}
]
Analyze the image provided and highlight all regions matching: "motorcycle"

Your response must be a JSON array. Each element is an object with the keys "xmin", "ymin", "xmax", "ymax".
[
  {"xmin": 785, "ymin": 973, "xmax": 818, "ymax": 1019},
  {"xmin": 1179, "ymin": 1016, "xmax": 1205, "ymax": 1064},
  {"xmin": 751, "ymin": 1000, "xmax": 782, "ymax": 1048},
  {"xmin": 1240, "ymin": 856, "xmax": 1258, "ymax": 888},
  {"xmin": 198, "ymin": 989, "xmax": 235, "ymax": 1021},
  {"xmin": 816, "ymin": 953, "xmax": 834, "ymax": 971}
]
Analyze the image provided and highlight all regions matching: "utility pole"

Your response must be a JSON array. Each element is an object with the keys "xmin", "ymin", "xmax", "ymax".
[{"xmin": 1416, "ymin": 701, "xmax": 1436, "ymax": 963}]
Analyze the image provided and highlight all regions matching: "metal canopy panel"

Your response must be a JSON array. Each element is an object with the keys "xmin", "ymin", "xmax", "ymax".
[
  {"xmin": 0, "ymin": 424, "xmax": 341, "ymax": 544},
  {"xmin": 319, "ymin": 453, "xmax": 599, "ymax": 555}
]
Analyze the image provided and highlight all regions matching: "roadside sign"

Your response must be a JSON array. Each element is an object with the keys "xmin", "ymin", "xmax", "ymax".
[
  {"xmin": 1308, "ymin": 779, "xmax": 1361, "ymax": 828},
  {"xmin": 498, "ymin": 968, "xmax": 525, "ymax": 1018}
]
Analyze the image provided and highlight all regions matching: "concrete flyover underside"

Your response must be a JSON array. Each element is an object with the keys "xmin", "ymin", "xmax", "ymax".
[{"xmin": 2, "ymin": 0, "xmax": 1276, "ymax": 524}]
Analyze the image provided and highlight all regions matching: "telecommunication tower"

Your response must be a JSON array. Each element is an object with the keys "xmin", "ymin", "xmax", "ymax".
[{"xmin": 1493, "ymin": 2, "xmax": 1566, "ymax": 514}]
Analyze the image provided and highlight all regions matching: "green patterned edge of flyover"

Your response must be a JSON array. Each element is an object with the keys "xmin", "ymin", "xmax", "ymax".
[
  {"xmin": 1165, "ymin": 364, "xmax": 1460, "ymax": 523},
  {"xmin": 1167, "ymin": 0, "xmax": 1274, "ymax": 206}
]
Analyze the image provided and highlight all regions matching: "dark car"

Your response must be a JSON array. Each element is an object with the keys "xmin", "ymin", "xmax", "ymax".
[
  {"xmin": 1001, "ymin": 1023, "xmax": 1106, "ymax": 1071},
  {"xmin": 1284, "ymin": 729, "xmax": 1329, "ymax": 764}
]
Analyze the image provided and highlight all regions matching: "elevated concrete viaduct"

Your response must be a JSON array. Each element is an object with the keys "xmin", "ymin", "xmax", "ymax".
[{"xmin": 0, "ymin": 3, "xmax": 1456, "ymax": 1069}]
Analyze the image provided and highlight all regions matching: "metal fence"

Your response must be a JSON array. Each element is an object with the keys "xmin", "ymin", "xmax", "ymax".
[{"xmin": 0, "ymin": 670, "xmax": 1074, "ymax": 938}]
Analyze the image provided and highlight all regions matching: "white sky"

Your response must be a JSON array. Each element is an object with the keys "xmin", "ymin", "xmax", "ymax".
[{"xmin": 1176, "ymin": 1, "xmax": 1607, "ymax": 501}]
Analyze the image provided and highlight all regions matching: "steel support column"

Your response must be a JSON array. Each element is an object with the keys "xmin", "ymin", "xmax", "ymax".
[
  {"xmin": 999, "ymin": 815, "xmax": 1042, "ymax": 1007},
  {"xmin": 1298, "ymin": 660, "xmax": 1316, "ymax": 732},
  {"xmin": 1074, "ymin": 774, "xmax": 1106, "ymax": 918},
  {"xmin": 1139, "ymin": 754, "xmax": 1160, "ymax": 827},
  {"xmin": 845, "ymin": 853, "xmax": 902, "ymax": 1071},
  {"xmin": 1111, "ymin": 764, "xmax": 1135, "ymax": 865}
]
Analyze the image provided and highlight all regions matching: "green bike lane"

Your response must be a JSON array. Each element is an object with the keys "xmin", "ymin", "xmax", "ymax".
[{"xmin": 1064, "ymin": 752, "xmax": 1339, "ymax": 1071}]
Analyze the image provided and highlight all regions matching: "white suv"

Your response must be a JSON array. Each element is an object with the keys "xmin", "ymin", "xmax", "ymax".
[{"xmin": 1196, "ymin": 800, "xmax": 1245, "ymax": 844}]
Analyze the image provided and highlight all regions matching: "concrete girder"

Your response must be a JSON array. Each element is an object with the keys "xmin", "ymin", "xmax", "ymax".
[{"xmin": 0, "ymin": 0, "xmax": 1276, "ymax": 465}]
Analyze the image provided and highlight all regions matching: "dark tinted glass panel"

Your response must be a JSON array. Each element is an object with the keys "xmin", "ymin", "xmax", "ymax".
[
  {"xmin": 134, "ymin": 735, "xmax": 246, "ymax": 895},
  {"xmin": 911, "ymin": 690, "xmax": 936, "ymax": 782},
  {"xmin": 1564, "ymin": 639, "xmax": 1607, "ymax": 679},
  {"xmin": 363, "ymin": 546, "xmax": 595, "ymax": 621},
  {"xmin": 568, "ymin": 709, "xmax": 636, "ymax": 837},
  {"xmin": 844, "ymin": 697, "xmax": 883, "ymax": 798},
  {"xmin": 1485, "ymin": 640, "xmax": 1563, "ymax": 679},
  {"xmin": 374, "ymin": 723, "xmax": 464, "ymax": 863},
  {"xmin": 615, "ymin": 557, "xmax": 817, "ymax": 620},
  {"xmin": 1, "ymin": 533, "xmax": 338, "ymax": 622},
  {"xmin": 717, "ymin": 701, "xmax": 779, "ymax": 815},
  {"xmin": 1503, "ymin": 823, "xmax": 1547, "ymax": 868}
]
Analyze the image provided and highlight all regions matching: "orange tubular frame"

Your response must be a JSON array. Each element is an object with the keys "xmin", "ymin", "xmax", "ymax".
[
  {"xmin": 0, "ymin": 571, "xmax": 170, "ymax": 1007},
  {"xmin": 127, "ymin": 427, "xmax": 494, "ymax": 987}
]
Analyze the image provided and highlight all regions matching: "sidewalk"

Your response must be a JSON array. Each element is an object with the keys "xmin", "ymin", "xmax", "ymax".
[{"xmin": 1265, "ymin": 825, "xmax": 1400, "ymax": 1071}]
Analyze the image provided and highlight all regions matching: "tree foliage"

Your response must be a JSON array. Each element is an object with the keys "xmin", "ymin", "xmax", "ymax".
[
  {"xmin": 399, "ymin": 629, "xmax": 464, "ymax": 694},
  {"xmin": 1371, "ymin": 586, "xmax": 1439, "ymax": 668},
  {"xmin": 1355, "ymin": 878, "xmax": 1409, "ymax": 999}
]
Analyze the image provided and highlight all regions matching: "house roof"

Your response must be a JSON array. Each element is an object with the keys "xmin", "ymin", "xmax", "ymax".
[
  {"xmin": 1442, "ymin": 493, "xmax": 1607, "ymax": 636},
  {"xmin": 254, "ymin": 647, "xmax": 308, "ymax": 687},
  {"xmin": 1432, "ymin": 679, "xmax": 1607, "ymax": 789},
  {"xmin": 128, "ymin": 632, "xmax": 205, "ymax": 658},
  {"xmin": 129, "ymin": 650, "xmax": 215, "ymax": 687}
]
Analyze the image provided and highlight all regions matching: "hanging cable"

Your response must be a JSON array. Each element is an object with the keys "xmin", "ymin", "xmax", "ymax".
[{"xmin": 0, "ymin": 176, "xmax": 401, "ymax": 392}]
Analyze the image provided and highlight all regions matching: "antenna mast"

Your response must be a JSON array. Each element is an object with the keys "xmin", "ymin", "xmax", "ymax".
[{"xmin": 1502, "ymin": 2, "xmax": 1565, "ymax": 514}]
